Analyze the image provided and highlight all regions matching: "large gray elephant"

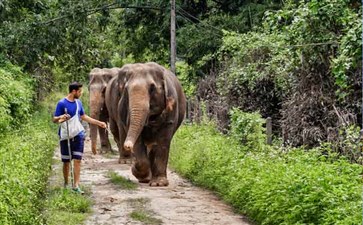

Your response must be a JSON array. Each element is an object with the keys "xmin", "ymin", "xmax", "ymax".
[
  {"xmin": 88, "ymin": 67, "xmax": 120, "ymax": 154},
  {"xmin": 105, "ymin": 62, "xmax": 186, "ymax": 186}
]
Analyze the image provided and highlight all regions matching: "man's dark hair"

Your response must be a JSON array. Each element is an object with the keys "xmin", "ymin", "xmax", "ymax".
[{"xmin": 69, "ymin": 82, "xmax": 83, "ymax": 93}]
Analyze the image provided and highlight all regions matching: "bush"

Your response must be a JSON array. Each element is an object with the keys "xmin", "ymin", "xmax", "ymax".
[
  {"xmin": 216, "ymin": 0, "xmax": 362, "ymax": 147},
  {"xmin": 0, "ymin": 69, "xmax": 59, "ymax": 224},
  {"xmin": 0, "ymin": 63, "xmax": 34, "ymax": 131},
  {"xmin": 229, "ymin": 107, "xmax": 266, "ymax": 151},
  {"xmin": 170, "ymin": 123, "xmax": 362, "ymax": 224},
  {"xmin": 0, "ymin": 107, "xmax": 57, "ymax": 225}
]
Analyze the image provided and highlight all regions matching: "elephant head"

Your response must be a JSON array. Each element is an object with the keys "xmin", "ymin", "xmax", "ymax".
[
  {"xmin": 88, "ymin": 68, "xmax": 119, "ymax": 154},
  {"xmin": 118, "ymin": 63, "xmax": 177, "ymax": 153}
]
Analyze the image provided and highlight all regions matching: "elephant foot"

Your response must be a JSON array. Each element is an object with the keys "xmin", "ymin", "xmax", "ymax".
[
  {"xmin": 118, "ymin": 149, "xmax": 132, "ymax": 164},
  {"xmin": 132, "ymin": 163, "xmax": 151, "ymax": 182},
  {"xmin": 150, "ymin": 177, "xmax": 169, "ymax": 187},
  {"xmin": 101, "ymin": 145, "xmax": 113, "ymax": 154},
  {"xmin": 138, "ymin": 174, "xmax": 151, "ymax": 183},
  {"xmin": 118, "ymin": 155, "xmax": 133, "ymax": 164}
]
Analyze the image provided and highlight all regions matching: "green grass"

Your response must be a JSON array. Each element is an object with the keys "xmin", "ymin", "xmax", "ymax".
[
  {"xmin": 129, "ymin": 211, "xmax": 162, "ymax": 224},
  {"xmin": 127, "ymin": 198, "xmax": 162, "ymax": 225},
  {"xmin": 0, "ymin": 106, "xmax": 58, "ymax": 225},
  {"xmin": 44, "ymin": 187, "xmax": 92, "ymax": 225},
  {"xmin": 170, "ymin": 123, "xmax": 363, "ymax": 225},
  {"xmin": 46, "ymin": 211, "xmax": 88, "ymax": 225},
  {"xmin": 107, "ymin": 170, "xmax": 138, "ymax": 190}
]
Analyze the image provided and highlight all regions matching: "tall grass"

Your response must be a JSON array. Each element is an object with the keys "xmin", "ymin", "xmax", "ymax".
[
  {"xmin": 0, "ymin": 106, "xmax": 58, "ymax": 224},
  {"xmin": 170, "ymin": 122, "xmax": 362, "ymax": 224}
]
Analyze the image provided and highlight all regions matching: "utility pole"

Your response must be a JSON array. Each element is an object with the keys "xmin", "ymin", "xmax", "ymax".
[{"xmin": 170, "ymin": 0, "xmax": 176, "ymax": 74}]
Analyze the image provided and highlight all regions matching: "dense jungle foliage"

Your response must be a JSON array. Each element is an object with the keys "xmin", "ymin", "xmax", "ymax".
[
  {"xmin": 0, "ymin": 0, "xmax": 362, "ymax": 224},
  {"xmin": 1, "ymin": 0, "xmax": 362, "ymax": 150}
]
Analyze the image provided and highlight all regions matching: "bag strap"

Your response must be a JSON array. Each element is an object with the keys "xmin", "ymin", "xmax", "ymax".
[{"xmin": 75, "ymin": 100, "xmax": 79, "ymax": 116}]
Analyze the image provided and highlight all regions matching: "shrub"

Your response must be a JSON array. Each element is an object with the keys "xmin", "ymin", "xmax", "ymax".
[
  {"xmin": 170, "ymin": 123, "xmax": 362, "ymax": 224},
  {"xmin": 0, "ymin": 101, "xmax": 57, "ymax": 225},
  {"xmin": 229, "ymin": 108, "xmax": 266, "ymax": 151},
  {"xmin": 0, "ymin": 63, "xmax": 34, "ymax": 131}
]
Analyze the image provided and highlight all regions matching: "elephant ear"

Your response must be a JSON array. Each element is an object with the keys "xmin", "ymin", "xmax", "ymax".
[
  {"xmin": 117, "ymin": 65, "xmax": 131, "ymax": 92},
  {"xmin": 162, "ymin": 70, "xmax": 176, "ymax": 113}
]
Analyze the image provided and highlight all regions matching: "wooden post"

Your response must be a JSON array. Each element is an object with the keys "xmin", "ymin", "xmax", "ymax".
[
  {"xmin": 266, "ymin": 117, "xmax": 272, "ymax": 145},
  {"xmin": 195, "ymin": 98, "xmax": 200, "ymax": 124},
  {"xmin": 187, "ymin": 100, "xmax": 192, "ymax": 122},
  {"xmin": 190, "ymin": 99, "xmax": 194, "ymax": 123},
  {"xmin": 170, "ymin": 0, "xmax": 176, "ymax": 74}
]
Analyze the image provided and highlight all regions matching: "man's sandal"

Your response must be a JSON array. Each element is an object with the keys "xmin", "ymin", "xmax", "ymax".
[{"xmin": 72, "ymin": 187, "xmax": 85, "ymax": 194}]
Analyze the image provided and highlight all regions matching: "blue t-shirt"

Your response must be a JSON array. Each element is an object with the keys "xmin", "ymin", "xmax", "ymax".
[{"xmin": 54, "ymin": 98, "xmax": 85, "ymax": 138}]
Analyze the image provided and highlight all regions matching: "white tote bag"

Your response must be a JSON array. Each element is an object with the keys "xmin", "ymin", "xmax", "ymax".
[{"xmin": 59, "ymin": 100, "xmax": 85, "ymax": 141}]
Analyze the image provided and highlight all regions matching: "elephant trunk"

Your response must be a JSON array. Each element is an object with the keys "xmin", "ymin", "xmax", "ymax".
[
  {"xmin": 124, "ymin": 91, "xmax": 149, "ymax": 153},
  {"xmin": 90, "ymin": 91, "xmax": 103, "ymax": 154}
]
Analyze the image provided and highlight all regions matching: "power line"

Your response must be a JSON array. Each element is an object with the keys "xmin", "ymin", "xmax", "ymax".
[
  {"xmin": 286, "ymin": 41, "xmax": 339, "ymax": 48},
  {"xmin": 176, "ymin": 9, "xmax": 223, "ymax": 38},
  {"xmin": 176, "ymin": 10, "xmax": 194, "ymax": 24},
  {"xmin": 176, "ymin": 6, "xmax": 339, "ymax": 49},
  {"xmin": 39, "ymin": 3, "xmax": 162, "ymax": 25},
  {"xmin": 176, "ymin": 5, "xmax": 223, "ymax": 33}
]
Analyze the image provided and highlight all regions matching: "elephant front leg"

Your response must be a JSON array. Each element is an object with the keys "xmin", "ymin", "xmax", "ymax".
[
  {"xmin": 90, "ymin": 124, "xmax": 98, "ymax": 154},
  {"xmin": 131, "ymin": 139, "xmax": 151, "ymax": 183},
  {"xmin": 118, "ymin": 125, "xmax": 132, "ymax": 164},
  {"xmin": 99, "ymin": 112, "xmax": 112, "ymax": 153},
  {"xmin": 148, "ymin": 142, "xmax": 170, "ymax": 187}
]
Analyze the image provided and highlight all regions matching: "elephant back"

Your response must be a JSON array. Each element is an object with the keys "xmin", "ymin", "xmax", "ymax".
[{"xmin": 89, "ymin": 67, "xmax": 120, "ymax": 88}]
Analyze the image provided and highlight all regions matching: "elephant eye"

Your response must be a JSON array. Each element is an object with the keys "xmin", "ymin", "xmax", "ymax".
[{"xmin": 149, "ymin": 83, "xmax": 156, "ymax": 94}]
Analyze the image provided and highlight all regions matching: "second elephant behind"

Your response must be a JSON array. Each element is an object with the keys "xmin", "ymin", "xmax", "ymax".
[
  {"xmin": 89, "ymin": 67, "xmax": 120, "ymax": 154},
  {"xmin": 105, "ymin": 62, "xmax": 186, "ymax": 186}
]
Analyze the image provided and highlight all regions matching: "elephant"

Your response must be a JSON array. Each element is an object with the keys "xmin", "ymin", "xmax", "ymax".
[
  {"xmin": 105, "ymin": 62, "xmax": 186, "ymax": 186},
  {"xmin": 88, "ymin": 67, "xmax": 120, "ymax": 154}
]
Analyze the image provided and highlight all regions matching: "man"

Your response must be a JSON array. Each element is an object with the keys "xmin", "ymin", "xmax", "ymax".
[{"xmin": 53, "ymin": 81, "xmax": 107, "ymax": 194}]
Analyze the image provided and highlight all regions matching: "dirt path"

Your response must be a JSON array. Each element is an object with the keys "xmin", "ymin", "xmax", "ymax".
[{"xmin": 54, "ymin": 135, "xmax": 252, "ymax": 225}]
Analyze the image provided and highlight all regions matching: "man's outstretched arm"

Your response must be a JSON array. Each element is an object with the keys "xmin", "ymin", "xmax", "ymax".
[{"xmin": 80, "ymin": 114, "xmax": 107, "ymax": 129}]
